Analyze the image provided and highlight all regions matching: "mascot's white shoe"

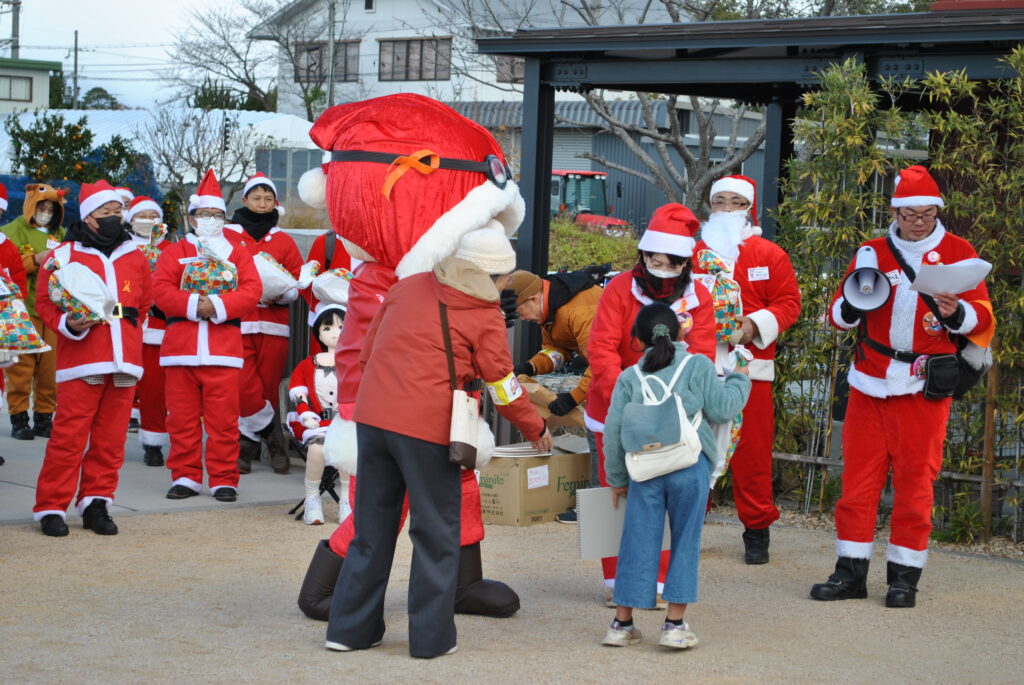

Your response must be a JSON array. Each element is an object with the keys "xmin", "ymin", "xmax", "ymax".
[
  {"xmin": 338, "ymin": 495, "xmax": 352, "ymax": 523},
  {"xmin": 303, "ymin": 496, "xmax": 325, "ymax": 525}
]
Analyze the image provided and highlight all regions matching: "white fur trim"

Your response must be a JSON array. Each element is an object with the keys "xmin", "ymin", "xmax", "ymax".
[
  {"xmin": 891, "ymin": 195, "xmax": 944, "ymax": 208},
  {"xmin": 831, "ymin": 297, "xmax": 859, "ymax": 329},
  {"xmin": 186, "ymin": 294, "xmax": 200, "ymax": 322},
  {"xmin": 637, "ymin": 230, "xmax": 695, "ymax": 258},
  {"xmin": 0, "ymin": 198, "xmax": 7, "ymax": 211},
  {"xmin": 244, "ymin": 175, "xmax": 277, "ymax": 198},
  {"xmin": 142, "ymin": 327, "xmax": 164, "ymax": 346},
  {"xmin": 126, "ymin": 200, "xmax": 162, "ymax": 223},
  {"xmin": 747, "ymin": 358, "xmax": 775, "ymax": 382},
  {"xmin": 394, "ymin": 179, "xmax": 525, "ymax": 279},
  {"xmin": 289, "ymin": 385, "xmax": 309, "ymax": 403},
  {"xmin": 238, "ymin": 401, "xmax": 274, "ymax": 440},
  {"xmin": 298, "ymin": 167, "xmax": 328, "ymax": 209},
  {"xmin": 887, "ymin": 542, "xmax": 928, "ymax": 568},
  {"xmin": 323, "ymin": 417, "xmax": 358, "ymax": 475},
  {"xmin": 240, "ymin": 320, "xmax": 290, "ymax": 337},
  {"xmin": 55, "ymin": 361, "xmax": 143, "ymax": 383},
  {"xmin": 208, "ymin": 295, "xmax": 228, "ymax": 324},
  {"xmin": 583, "ymin": 412, "xmax": 605, "ymax": 433},
  {"xmin": 947, "ymin": 299, "xmax": 979, "ymax": 335},
  {"xmin": 475, "ymin": 417, "xmax": 495, "ymax": 470},
  {"xmin": 960, "ymin": 340, "xmax": 991, "ymax": 371},
  {"xmin": 836, "ymin": 538, "xmax": 874, "ymax": 560},
  {"xmin": 746, "ymin": 309, "xmax": 779, "ymax": 349},
  {"xmin": 710, "ymin": 177, "xmax": 755, "ymax": 204},
  {"xmin": 172, "ymin": 477, "xmax": 203, "ymax": 492},
  {"xmin": 80, "ymin": 189, "xmax": 123, "ymax": 219},
  {"xmin": 188, "ymin": 194, "xmax": 226, "ymax": 214},
  {"xmin": 139, "ymin": 429, "xmax": 169, "ymax": 447},
  {"xmin": 160, "ymin": 354, "xmax": 243, "ymax": 369},
  {"xmin": 848, "ymin": 363, "xmax": 924, "ymax": 399},
  {"xmin": 299, "ymin": 410, "xmax": 321, "ymax": 426},
  {"xmin": 75, "ymin": 495, "xmax": 112, "ymax": 516},
  {"xmin": 33, "ymin": 509, "xmax": 66, "ymax": 522}
]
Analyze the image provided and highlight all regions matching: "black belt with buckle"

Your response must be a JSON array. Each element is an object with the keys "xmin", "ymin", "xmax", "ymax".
[
  {"xmin": 319, "ymin": 409, "xmax": 335, "ymax": 421},
  {"xmin": 166, "ymin": 316, "xmax": 241, "ymax": 327},
  {"xmin": 110, "ymin": 303, "xmax": 140, "ymax": 327}
]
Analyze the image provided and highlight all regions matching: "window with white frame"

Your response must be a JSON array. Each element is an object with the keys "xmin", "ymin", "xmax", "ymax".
[
  {"xmin": 0, "ymin": 75, "xmax": 32, "ymax": 102},
  {"xmin": 294, "ymin": 41, "xmax": 360, "ymax": 83},
  {"xmin": 378, "ymin": 38, "xmax": 452, "ymax": 81}
]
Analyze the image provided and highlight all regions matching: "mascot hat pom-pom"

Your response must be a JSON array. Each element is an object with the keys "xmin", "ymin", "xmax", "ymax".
[{"xmin": 297, "ymin": 93, "xmax": 524, "ymax": 279}]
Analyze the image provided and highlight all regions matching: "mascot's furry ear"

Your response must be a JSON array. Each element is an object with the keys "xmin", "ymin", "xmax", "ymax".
[{"xmin": 298, "ymin": 164, "xmax": 328, "ymax": 210}]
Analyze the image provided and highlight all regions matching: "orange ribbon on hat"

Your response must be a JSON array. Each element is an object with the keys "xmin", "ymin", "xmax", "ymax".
[{"xmin": 380, "ymin": 149, "xmax": 440, "ymax": 199}]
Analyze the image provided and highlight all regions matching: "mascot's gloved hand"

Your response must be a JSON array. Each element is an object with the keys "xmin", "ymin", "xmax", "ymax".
[
  {"xmin": 513, "ymin": 361, "xmax": 535, "ymax": 378},
  {"xmin": 547, "ymin": 392, "xmax": 578, "ymax": 416},
  {"xmin": 839, "ymin": 299, "xmax": 863, "ymax": 325},
  {"xmin": 500, "ymin": 288, "xmax": 519, "ymax": 329}
]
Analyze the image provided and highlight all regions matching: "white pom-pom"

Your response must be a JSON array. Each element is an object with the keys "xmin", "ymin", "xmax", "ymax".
[
  {"xmin": 474, "ymin": 417, "xmax": 495, "ymax": 470},
  {"xmin": 276, "ymin": 203, "xmax": 286, "ymax": 217},
  {"xmin": 323, "ymin": 418, "xmax": 358, "ymax": 475},
  {"xmin": 188, "ymin": 194, "xmax": 201, "ymax": 209},
  {"xmin": 752, "ymin": 224, "xmax": 763, "ymax": 236},
  {"xmin": 298, "ymin": 166, "xmax": 328, "ymax": 209}
]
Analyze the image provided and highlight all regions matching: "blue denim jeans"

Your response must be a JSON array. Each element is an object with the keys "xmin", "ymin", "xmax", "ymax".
[
  {"xmin": 586, "ymin": 428, "xmax": 599, "ymax": 488},
  {"xmin": 612, "ymin": 454, "xmax": 711, "ymax": 608}
]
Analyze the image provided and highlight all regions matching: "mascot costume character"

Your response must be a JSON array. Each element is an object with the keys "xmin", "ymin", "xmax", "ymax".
[{"xmin": 296, "ymin": 93, "xmax": 524, "ymax": 621}]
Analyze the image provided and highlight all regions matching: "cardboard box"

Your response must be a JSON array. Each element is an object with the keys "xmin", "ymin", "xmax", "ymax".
[{"xmin": 478, "ymin": 435, "xmax": 591, "ymax": 527}]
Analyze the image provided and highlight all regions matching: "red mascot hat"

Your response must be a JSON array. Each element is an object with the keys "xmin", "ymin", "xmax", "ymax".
[{"xmin": 298, "ymin": 93, "xmax": 524, "ymax": 279}]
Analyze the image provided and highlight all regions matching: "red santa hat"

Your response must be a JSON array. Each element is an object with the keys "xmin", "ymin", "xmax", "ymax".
[
  {"xmin": 125, "ymin": 195, "xmax": 163, "ymax": 223},
  {"xmin": 297, "ymin": 93, "xmax": 524, "ymax": 279},
  {"xmin": 114, "ymin": 186, "xmax": 134, "ymax": 204},
  {"xmin": 243, "ymin": 172, "xmax": 286, "ymax": 215},
  {"xmin": 891, "ymin": 165, "xmax": 944, "ymax": 208},
  {"xmin": 188, "ymin": 169, "xmax": 227, "ymax": 214},
  {"xmin": 0, "ymin": 182, "xmax": 7, "ymax": 212},
  {"xmin": 709, "ymin": 174, "xmax": 758, "ymax": 224},
  {"xmin": 638, "ymin": 203, "xmax": 700, "ymax": 257},
  {"xmin": 79, "ymin": 179, "xmax": 124, "ymax": 219}
]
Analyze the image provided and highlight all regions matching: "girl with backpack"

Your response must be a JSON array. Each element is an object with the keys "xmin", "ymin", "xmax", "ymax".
[{"xmin": 601, "ymin": 302, "xmax": 751, "ymax": 649}]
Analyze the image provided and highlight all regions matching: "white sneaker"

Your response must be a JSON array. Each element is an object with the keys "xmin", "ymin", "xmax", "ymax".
[
  {"xmin": 601, "ymin": 621, "xmax": 641, "ymax": 647},
  {"xmin": 658, "ymin": 621, "xmax": 698, "ymax": 649},
  {"xmin": 303, "ymin": 496, "xmax": 325, "ymax": 525},
  {"xmin": 325, "ymin": 639, "xmax": 382, "ymax": 652},
  {"xmin": 338, "ymin": 497, "xmax": 352, "ymax": 523}
]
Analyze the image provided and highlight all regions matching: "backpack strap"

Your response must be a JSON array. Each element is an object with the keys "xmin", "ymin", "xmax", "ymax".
[
  {"xmin": 324, "ymin": 230, "xmax": 336, "ymax": 268},
  {"xmin": 631, "ymin": 353, "xmax": 694, "ymax": 404}
]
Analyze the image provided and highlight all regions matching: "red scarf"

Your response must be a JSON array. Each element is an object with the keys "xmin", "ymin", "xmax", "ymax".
[{"xmin": 631, "ymin": 263, "xmax": 688, "ymax": 303}]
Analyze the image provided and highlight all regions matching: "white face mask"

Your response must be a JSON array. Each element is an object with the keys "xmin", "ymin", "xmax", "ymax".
[
  {"xmin": 131, "ymin": 218, "xmax": 155, "ymax": 238},
  {"xmin": 194, "ymin": 216, "xmax": 224, "ymax": 238},
  {"xmin": 647, "ymin": 267, "xmax": 680, "ymax": 279},
  {"xmin": 34, "ymin": 209, "xmax": 53, "ymax": 227}
]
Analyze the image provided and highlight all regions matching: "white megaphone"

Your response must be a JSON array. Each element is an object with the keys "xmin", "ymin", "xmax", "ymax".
[{"xmin": 842, "ymin": 245, "xmax": 891, "ymax": 312}]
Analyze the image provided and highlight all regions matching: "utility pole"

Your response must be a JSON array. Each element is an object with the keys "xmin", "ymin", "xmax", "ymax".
[
  {"xmin": 326, "ymin": 0, "xmax": 336, "ymax": 108},
  {"xmin": 72, "ymin": 29, "xmax": 79, "ymax": 108},
  {"xmin": 10, "ymin": 0, "xmax": 19, "ymax": 58}
]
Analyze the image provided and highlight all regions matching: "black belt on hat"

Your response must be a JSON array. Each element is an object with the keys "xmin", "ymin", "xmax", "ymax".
[
  {"xmin": 861, "ymin": 336, "xmax": 921, "ymax": 364},
  {"xmin": 110, "ymin": 303, "xmax": 140, "ymax": 327},
  {"xmin": 166, "ymin": 316, "xmax": 241, "ymax": 327}
]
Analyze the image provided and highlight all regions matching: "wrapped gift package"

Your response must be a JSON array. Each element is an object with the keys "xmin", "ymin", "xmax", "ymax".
[
  {"xmin": 0, "ymin": 272, "xmax": 49, "ymax": 353},
  {"xmin": 311, "ymin": 267, "xmax": 353, "ymax": 307},
  {"xmin": 45, "ymin": 245, "xmax": 116, "ymax": 323},
  {"xmin": 254, "ymin": 251, "xmax": 298, "ymax": 301}
]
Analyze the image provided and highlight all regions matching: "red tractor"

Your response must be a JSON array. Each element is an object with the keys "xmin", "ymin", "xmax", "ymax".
[{"xmin": 550, "ymin": 170, "xmax": 631, "ymax": 235}]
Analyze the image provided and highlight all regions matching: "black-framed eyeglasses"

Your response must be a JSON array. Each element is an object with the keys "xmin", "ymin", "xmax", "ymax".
[
  {"xmin": 331, "ymin": 150, "xmax": 512, "ymax": 190},
  {"xmin": 897, "ymin": 210, "xmax": 938, "ymax": 225}
]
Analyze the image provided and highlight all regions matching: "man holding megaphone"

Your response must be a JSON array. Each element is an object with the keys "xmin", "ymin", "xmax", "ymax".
[{"xmin": 811, "ymin": 165, "xmax": 995, "ymax": 609}]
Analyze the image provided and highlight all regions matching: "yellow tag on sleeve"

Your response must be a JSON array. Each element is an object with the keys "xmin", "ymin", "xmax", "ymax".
[{"xmin": 485, "ymin": 372, "xmax": 523, "ymax": 406}]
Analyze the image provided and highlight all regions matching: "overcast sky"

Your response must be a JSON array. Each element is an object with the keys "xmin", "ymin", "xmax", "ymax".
[{"xmin": 3, "ymin": 0, "xmax": 215, "ymax": 108}]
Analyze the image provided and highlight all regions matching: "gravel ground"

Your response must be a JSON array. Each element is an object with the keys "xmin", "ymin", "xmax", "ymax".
[{"xmin": 2, "ymin": 505, "xmax": 1023, "ymax": 685}]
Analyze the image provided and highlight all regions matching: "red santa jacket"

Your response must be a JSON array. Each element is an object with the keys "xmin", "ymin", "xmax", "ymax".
[
  {"xmin": 829, "ymin": 223, "xmax": 993, "ymax": 398},
  {"xmin": 0, "ymin": 232, "xmax": 29, "ymax": 303},
  {"xmin": 586, "ymin": 270, "xmax": 716, "ymax": 430},
  {"xmin": 152, "ymin": 235, "xmax": 262, "ymax": 368},
  {"xmin": 300, "ymin": 231, "xmax": 353, "ymax": 320},
  {"xmin": 130, "ymin": 232, "xmax": 173, "ymax": 346},
  {"xmin": 354, "ymin": 264, "xmax": 546, "ymax": 446},
  {"xmin": 286, "ymin": 354, "xmax": 336, "ymax": 443},
  {"xmin": 224, "ymin": 224, "xmax": 303, "ymax": 337},
  {"xmin": 35, "ymin": 239, "xmax": 152, "ymax": 383},
  {"xmin": 693, "ymin": 234, "xmax": 801, "ymax": 382}
]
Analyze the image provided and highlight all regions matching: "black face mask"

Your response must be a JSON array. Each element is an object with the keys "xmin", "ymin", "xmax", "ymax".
[{"xmin": 94, "ymin": 215, "xmax": 126, "ymax": 242}]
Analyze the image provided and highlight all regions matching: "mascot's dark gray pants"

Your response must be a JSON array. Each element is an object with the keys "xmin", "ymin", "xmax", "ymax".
[{"xmin": 326, "ymin": 423, "xmax": 461, "ymax": 658}]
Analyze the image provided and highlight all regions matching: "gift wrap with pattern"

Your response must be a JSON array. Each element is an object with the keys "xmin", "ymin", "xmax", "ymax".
[{"xmin": 0, "ymin": 272, "xmax": 49, "ymax": 352}]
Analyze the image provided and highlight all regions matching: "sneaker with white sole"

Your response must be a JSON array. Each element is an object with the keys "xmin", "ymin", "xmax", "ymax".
[
  {"xmin": 556, "ymin": 507, "xmax": 578, "ymax": 524},
  {"xmin": 658, "ymin": 621, "xmax": 698, "ymax": 649},
  {"xmin": 601, "ymin": 620, "xmax": 642, "ymax": 647},
  {"xmin": 325, "ymin": 639, "xmax": 382, "ymax": 652},
  {"xmin": 303, "ymin": 496, "xmax": 325, "ymax": 525},
  {"xmin": 338, "ymin": 497, "xmax": 352, "ymax": 523}
]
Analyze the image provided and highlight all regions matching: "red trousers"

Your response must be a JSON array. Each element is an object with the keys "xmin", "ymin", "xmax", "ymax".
[
  {"xmin": 329, "ymin": 468, "xmax": 485, "ymax": 557},
  {"xmin": 33, "ymin": 377, "xmax": 135, "ymax": 519},
  {"xmin": 238, "ymin": 333, "xmax": 286, "ymax": 438},
  {"xmin": 165, "ymin": 366, "xmax": 241, "ymax": 492},
  {"xmin": 594, "ymin": 431, "xmax": 671, "ymax": 587},
  {"xmin": 729, "ymin": 379, "xmax": 779, "ymax": 529},
  {"xmin": 834, "ymin": 389, "xmax": 951, "ymax": 568},
  {"xmin": 137, "ymin": 343, "xmax": 168, "ymax": 446}
]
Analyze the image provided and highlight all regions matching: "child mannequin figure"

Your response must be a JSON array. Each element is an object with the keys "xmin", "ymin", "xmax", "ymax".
[{"xmin": 288, "ymin": 303, "xmax": 349, "ymax": 525}]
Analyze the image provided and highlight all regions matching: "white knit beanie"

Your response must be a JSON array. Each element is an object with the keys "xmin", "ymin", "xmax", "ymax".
[{"xmin": 454, "ymin": 225, "xmax": 516, "ymax": 275}]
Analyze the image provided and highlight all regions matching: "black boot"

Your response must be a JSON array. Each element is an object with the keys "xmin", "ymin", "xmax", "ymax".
[
  {"xmin": 143, "ymin": 445, "xmax": 165, "ymax": 467},
  {"xmin": 454, "ymin": 542, "xmax": 520, "ymax": 617},
  {"xmin": 10, "ymin": 411, "xmax": 34, "ymax": 440},
  {"xmin": 33, "ymin": 412, "xmax": 53, "ymax": 438},
  {"xmin": 258, "ymin": 419, "xmax": 291, "ymax": 474},
  {"xmin": 742, "ymin": 527, "xmax": 770, "ymax": 565},
  {"xmin": 298, "ymin": 539, "xmax": 345, "ymax": 621},
  {"xmin": 885, "ymin": 562, "xmax": 922, "ymax": 608},
  {"xmin": 40, "ymin": 514, "xmax": 69, "ymax": 537},
  {"xmin": 238, "ymin": 436, "xmax": 261, "ymax": 474},
  {"xmin": 82, "ymin": 499, "xmax": 118, "ymax": 535},
  {"xmin": 810, "ymin": 556, "xmax": 870, "ymax": 600}
]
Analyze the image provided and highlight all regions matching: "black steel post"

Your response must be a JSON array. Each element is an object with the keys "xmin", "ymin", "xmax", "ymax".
[{"xmin": 759, "ymin": 95, "xmax": 797, "ymax": 241}]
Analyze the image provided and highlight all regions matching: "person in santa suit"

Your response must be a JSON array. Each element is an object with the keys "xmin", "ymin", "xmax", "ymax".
[
  {"xmin": 294, "ymin": 94, "xmax": 535, "ymax": 626},
  {"xmin": 300, "ymin": 208, "xmax": 353, "ymax": 348},
  {"xmin": 692, "ymin": 174, "xmax": 801, "ymax": 564},
  {"xmin": 0, "ymin": 181, "xmax": 30, "ymax": 381},
  {"xmin": 586, "ymin": 203, "xmax": 716, "ymax": 605},
  {"xmin": 287, "ymin": 302, "xmax": 348, "ymax": 526},
  {"xmin": 225, "ymin": 173, "xmax": 303, "ymax": 476},
  {"xmin": 153, "ymin": 170, "xmax": 262, "ymax": 504},
  {"xmin": 32, "ymin": 180, "xmax": 152, "ymax": 537},
  {"xmin": 811, "ymin": 165, "xmax": 994, "ymax": 608},
  {"xmin": 124, "ymin": 196, "xmax": 173, "ymax": 467}
]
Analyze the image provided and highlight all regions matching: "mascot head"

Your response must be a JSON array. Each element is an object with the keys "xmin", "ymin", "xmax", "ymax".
[{"xmin": 298, "ymin": 93, "xmax": 524, "ymax": 279}]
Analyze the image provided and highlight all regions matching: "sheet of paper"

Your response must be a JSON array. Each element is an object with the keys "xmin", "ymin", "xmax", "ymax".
[
  {"xmin": 909, "ymin": 259, "xmax": 991, "ymax": 296},
  {"xmin": 526, "ymin": 464, "xmax": 549, "ymax": 489},
  {"xmin": 576, "ymin": 487, "xmax": 671, "ymax": 560}
]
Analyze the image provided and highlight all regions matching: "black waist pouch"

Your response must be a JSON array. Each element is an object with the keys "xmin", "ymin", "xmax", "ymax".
[{"xmin": 922, "ymin": 354, "xmax": 959, "ymax": 400}]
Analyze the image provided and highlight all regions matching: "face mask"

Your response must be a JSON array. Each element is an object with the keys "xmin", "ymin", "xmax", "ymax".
[
  {"xmin": 647, "ymin": 267, "xmax": 680, "ymax": 279},
  {"xmin": 34, "ymin": 210, "xmax": 53, "ymax": 227},
  {"xmin": 194, "ymin": 216, "xmax": 224, "ymax": 238},
  {"xmin": 94, "ymin": 215, "xmax": 125, "ymax": 241},
  {"xmin": 131, "ymin": 218, "xmax": 155, "ymax": 238}
]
